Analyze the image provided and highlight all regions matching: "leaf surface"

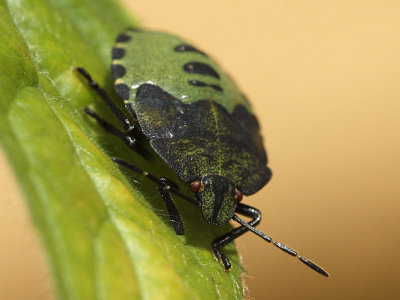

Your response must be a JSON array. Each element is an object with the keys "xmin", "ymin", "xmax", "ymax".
[{"xmin": 0, "ymin": 0, "xmax": 244, "ymax": 299}]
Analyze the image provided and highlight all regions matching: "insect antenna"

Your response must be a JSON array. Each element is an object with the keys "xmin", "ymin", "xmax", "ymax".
[{"xmin": 232, "ymin": 214, "xmax": 329, "ymax": 277}]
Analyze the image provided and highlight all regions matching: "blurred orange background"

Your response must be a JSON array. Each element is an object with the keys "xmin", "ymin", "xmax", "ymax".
[{"xmin": 1, "ymin": 0, "xmax": 400, "ymax": 299}]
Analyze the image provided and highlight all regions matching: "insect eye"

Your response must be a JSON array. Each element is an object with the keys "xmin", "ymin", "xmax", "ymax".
[
  {"xmin": 190, "ymin": 180, "xmax": 202, "ymax": 192},
  {"xmin": 235, "ymin": 189, "xmax": 243, "ymax": 202}
]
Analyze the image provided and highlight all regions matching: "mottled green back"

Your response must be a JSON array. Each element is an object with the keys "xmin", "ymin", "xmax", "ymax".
[
  {"xmin": 111, "ymin": 29, "xmax": 250, "ymax": 113},
  {"xmin": 133, "ymin": 84, "xmax": 272, "ymax": 196}
]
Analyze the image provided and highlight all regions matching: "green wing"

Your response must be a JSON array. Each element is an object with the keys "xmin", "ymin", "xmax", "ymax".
[{"xmin": 135, "ymin": 84, "xmax": 271, "ymax": 195}]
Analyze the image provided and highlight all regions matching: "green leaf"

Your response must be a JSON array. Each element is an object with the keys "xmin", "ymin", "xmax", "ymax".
[{"xmin": 0, "ymin": 0, "xmax": 244, "ymax": 299}]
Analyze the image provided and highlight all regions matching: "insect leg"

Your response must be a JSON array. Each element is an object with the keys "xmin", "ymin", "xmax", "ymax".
[
  {"xmin": 212, "ymin": 203, "xmax": 261, "ymax": 270},
  {"xmin": 112, "ymin": 158, "xmax": 197, "ymax": 205},
  {"xmin": 84, "ymin": 107, "xmax": 136, "ymax": 150},
  {"xmin": 112, "ymin": 157, "xmax": 192, "ymax": 235},
  {"xmin": 158, "ymin": 180, "xmax": 185, "ymax": 235},
  {"xmin": 76, "ymin": 67, "xmax": 136, "ymax": 132}
]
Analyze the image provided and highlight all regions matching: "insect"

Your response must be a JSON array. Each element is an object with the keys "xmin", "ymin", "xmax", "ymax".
[{"xmin": 77, "ymin": 28, "xmax": 328, "ymax": 277}]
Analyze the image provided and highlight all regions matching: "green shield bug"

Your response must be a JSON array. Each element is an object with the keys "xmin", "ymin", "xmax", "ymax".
[{"xmin": 77, "ymin": 28, "xmax": 328, "ymax": 277}]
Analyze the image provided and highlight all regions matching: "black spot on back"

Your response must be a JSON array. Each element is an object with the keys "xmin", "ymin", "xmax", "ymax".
[
  {"xmin": 174, "ymin": 44, "xmax": 207, "ymax": 57},
  {"xmin": 115, "ymin": 83, "xmax": 130, "ymax": 100},
  {"xmin": 116, "ymin": 33, "xmax": 131, "ymax": 43},
  {"xmin": 111, "ymin": 64, "xmax": 126, "ymax": 79},
  {"xmin": 184, "ymin": 62, "xmax": 220, "ymax": 79},
  {"xmin": 188, "ymin": 80, "xmax": 223, "ymax": 92},
  {"xmin": 111, "ymin": 47, "xmax": 125, "ymax": 60}
]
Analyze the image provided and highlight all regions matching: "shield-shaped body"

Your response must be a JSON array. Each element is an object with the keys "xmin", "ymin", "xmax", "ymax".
[{"xmin": 111, "ymin": 30, "xmax": 272, "ymax": 224}]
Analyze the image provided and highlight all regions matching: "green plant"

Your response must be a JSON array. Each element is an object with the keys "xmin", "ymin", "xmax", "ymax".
[{"xmin": 0, "ymin": 0, "xmax": 243, "ymax": 299}]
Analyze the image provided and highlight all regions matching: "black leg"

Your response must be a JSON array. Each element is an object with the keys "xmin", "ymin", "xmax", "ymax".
[
  {"xmin": 112, "ymin": 158, "xmax": 198, "ymax": 205},
  {"xmin": 84, "ymin": 107, "xmax": 137, "ymax": 150},
  {"xmin": 112, "ymin": 157, "xmax": 199, "ymax": 235},
  {"xmin": 212, "ymin": 203, "xmax": 261, "ymax": 270},
  {"xmin": 77, "ymin": 67, "xmax": 136, "ymax": 132},
  {"xmin": 78, "ymin": 68, "xmax": 150, "ymax": 156},
  {"xmin": 158, "ymin": 179, "xmax": 184, "ymax": 235}
]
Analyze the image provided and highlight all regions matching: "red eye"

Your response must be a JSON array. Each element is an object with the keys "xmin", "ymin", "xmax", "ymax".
[
  {"xmin": 235, "ymin": 189, "xmax": 243, "ymax": 202},
  {"xmin": 190, "ymin": 180, "xmax": 202, "ymax": 192}
]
